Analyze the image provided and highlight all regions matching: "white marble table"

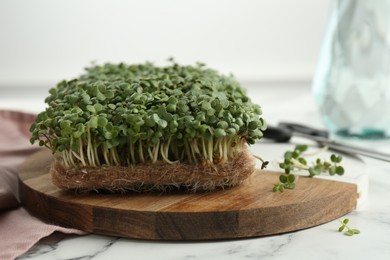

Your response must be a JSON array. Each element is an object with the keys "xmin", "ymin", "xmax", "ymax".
[{"xmin": 2, "ymin": 83, "xmax": 390, "ymax": 260}]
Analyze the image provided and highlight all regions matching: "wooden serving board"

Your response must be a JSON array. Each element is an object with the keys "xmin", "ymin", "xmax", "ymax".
[{"xmin": 19, "ymin": 149, "xmax": 358, "ymax": 240}]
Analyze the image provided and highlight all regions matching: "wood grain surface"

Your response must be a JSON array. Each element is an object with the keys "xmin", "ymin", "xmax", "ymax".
[{"xmin": 19, "ymin": 149, "xmax": 358, "ymax": 240}]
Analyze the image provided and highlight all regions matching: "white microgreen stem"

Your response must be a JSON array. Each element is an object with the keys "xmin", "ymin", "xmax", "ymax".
[
  {"xmin": 290, "ymin": 158, "xmax": 310, "ymax": 171},
  {"xmin": 61, "ymin": 151, "xmax": 70, "ymax": 168},
  {"xmin": 183, "ymin": 140, "xmax": 193, "ymax": 164},
  {"xmin": 223, "ymin": 138, "xmax": 228, "ymax": 162},
  {"xmin": 129, "ymin": 138, "xmax": 135, "ymax": 165},
  {"xmin": 302, "ymin": 145, "xmax": 329, "ymax": 157},
  {"xmin": 208, "ymin": 138, "xmax": 214, "ymax": 163},
  {"xmin": 86, "ymin": 127, "xmax": 93, "ymax": 166},
  {"xmin": 93, "ymin": 145, "xmax": 100, "ymax": 166},
  {"xmin": 111, "ymin": 147, "xmax": 120, "ymax": 166},
  {"xmin": 147, "ymin": 146, "xmax": 154, "ymax": 163},
  {"xmin": 68, "ymin": 151, "xmax": 75, "ymax": 168},
  {"xmin": 153, "ymin": 140, "xmax": 160, "ymax": 164},
  {"xmin": 252, "ymin": 154, "xmax": 266, "ymax": 165},
  {"xmin": 201, "ymin": 138, "xmax": 208, "ymax": 162},
  {"xmin": 103, "ymin": 146, "xmax": 111, "ymax": 166},
  {"xmin": 189, "ymin": 141, "xmax": 198, "ymax": 164}
]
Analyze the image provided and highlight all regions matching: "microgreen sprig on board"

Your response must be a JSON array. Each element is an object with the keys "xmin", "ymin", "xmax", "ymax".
[
  {"xmin": 273, "ymin": 174, "xmax": 296, "ymax": 192},
  {"xmin": 338, "ymin": 218, "xmax": 360, "ymax": 236},
  {"xmin": 273, "ymin": 144, "xmax": 345, "ymax": 192}
]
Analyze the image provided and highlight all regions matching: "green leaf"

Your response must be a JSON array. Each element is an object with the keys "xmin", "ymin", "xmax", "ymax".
[
  {"xmin": 81, "ymin": 92, "xmax": 91, "ymax": 104},
  {"xmin": 298, "ymin": 157, "xmax": 307, "ymax": 165},
  {"xmin": 336, "ymin": 166, "xmax": 345, "ymax": 175},
  {"xmin": 217, "ymin": 121, "xmax": 229, "ymax": 129},
  {"xmin": 309, "ymin": 167, "xmax": 320, "ymax": 177},
  {"xmin": 105, "ymin": 90, "xmax": 115, "ymax": 98},
  {"xmin": 248, "ymin": 121, "xmax": 258, "ymax": 130},
  {"xmin": 284, "ymin": 183, "xmax": 295, "ymax": 189},
  {"xmin": 59, "ymin": 120, "xmax": 71, "ymax": 129},
  {"xmin": 331, "ymin": 154, "xmax": 343, "ymax": 163},
  {"xmin": 157, "ymin": 106, "xmax": 173, "ymax": 121},
  {"xmin": 166, "ymin": 103, "xmax": 176, "ymax": 112},
  {"xmin": 214, "ymin": 128, "xmax": 226, "ymax": 138},
  {"xmin": 94, "ymin": 103, "xmax": 103, "ymax": 112},
  {"xmin": 97, "ymin": 116, "xmax": 108, "ymax": 127},
  {"xmin": 201, "ymin": 101, "xmax": 211, "ymax": 111},
  {"xmin": 73, "ymin": 124, "xmax": 85, "ymax": 138},
  {"xmin": 158, "ymin": 119, "xmax": 168, "ymax": 128},
  {"xmin": 29, "ymin": 137, "xmax": 36, "ymax": 145},
  {"xmin": 279, "ymin": 175, "xmax": 287, "ymax": 183},
  {"xmin": 225, "ymin": 128, "xmax": 237, "ymax": 135},
  {"xmin": 329, "ymin": 166, "xmax": 336, "ymax": 176},
  {"xmin": 344, "ymin": 230, "xmax": 354, "ymax": 236},
  {"xmin": 73, "ymin": 131, "xmax": 83, "ymax": 139},
  {"xmin": 287, "ymin": 174, "xmax": 296, "ymax": 183},
  {"xmin": 206, "ymin": 108, "xmax": 216, "ymax": 116},
  {"xmin": 145, "ymin": 116, "xmax": 156, "ymax": 127},
  {"xmin": 89, "ymin": 116, "xmax": 98, "ymax": 128},
  {"xmin": 96, "ymin": 90, "xmax": 106, "ymax": 101},
  {"xmin": 71, "ymin": 139, "xmax": 79, "ymax": 152},
  {"xmin": 284, "ymin": 151, "xmax": 293, "ymax": 160},
  {"xmin": 104, "ymin": 130, "xmax": 113, "ymax": 139},
  {"xmin": 295, "ymin": 144, "xmax": 308, "ymax": 152},
  {"xmin": 86, "ymin": 105, "xmax": 95, "ymax": 113},
  {"xmin": 352, "ymin": 229, "xmax": 360, "ymax": 234}
]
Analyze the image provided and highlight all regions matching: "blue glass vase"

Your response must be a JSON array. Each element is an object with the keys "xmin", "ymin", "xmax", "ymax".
[{"xmin": 312, "ymin": 0, "xmax": 390, "ymax": 139}]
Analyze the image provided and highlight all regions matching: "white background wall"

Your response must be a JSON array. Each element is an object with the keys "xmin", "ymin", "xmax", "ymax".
[{"xmin": 0, "ymin": 0, "xmax": 330, "ymax": 88}]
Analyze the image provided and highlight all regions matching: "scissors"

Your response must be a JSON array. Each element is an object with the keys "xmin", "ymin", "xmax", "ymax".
[{"xmin": 263, "ymin": 122, "xmax": 390, "ymax": 162}]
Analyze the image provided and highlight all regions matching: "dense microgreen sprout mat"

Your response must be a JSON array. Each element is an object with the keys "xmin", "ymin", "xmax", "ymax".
[{"xmin": 30, "ymin": 61, "xmax": 266, "ymax": 169}]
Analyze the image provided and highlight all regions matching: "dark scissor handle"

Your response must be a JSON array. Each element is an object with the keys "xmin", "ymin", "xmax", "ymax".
[
  {"xmin": 278, "ymin": 122, "xmax": 329, "ymax": 138},
  {"xmin": 263, "ymin": 122, "xmax": 328, "ymax": 142},
  {"xmin": 263, "ymin": 125, "xmax": 293, "ymax": 142}
]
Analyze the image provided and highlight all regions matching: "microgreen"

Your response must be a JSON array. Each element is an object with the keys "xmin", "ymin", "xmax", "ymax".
[
  {"xmin": 273, "ymin": 144, "xmax": 345, "ymax": 192},
  {"xmin": 273, "ymin": 174, "xmax": 296, "ymax": 192},
  {"xmin": 338, "ymin": 218, "xmax": 360, "ymax": 236},
  {"xmin": 30, "ymin": 60, "xmax": 266, "ymax": 168}
]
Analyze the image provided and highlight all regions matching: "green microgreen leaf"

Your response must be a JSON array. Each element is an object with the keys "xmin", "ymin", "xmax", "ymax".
[
  {"xmin": 214, "ymin": 128, "xmax": 226, "ymax": 138},
  {"xmin": 89, "ymin": 116, "xmax": 98, "ymax": 129},
  {"xmin": 275, "ymin": 144, "xmax": 346, "ymax": 192},
  {"xmin": 279, "ymin": 175, "xmax": 287, "ymax": 183},
  {"xmin": 97, "ymin": 116, "xmax": 108, "ymax": 127},
  {"xmin": 352, "ymin": 229, "xmax": 360, "ymax": 234},
  {"xmin": 336, "ymin": 166, "xmax": 345, "ymax": 175},
  {"xmin": 86, "ymin": 105, "xmax": 95, "ymax": 113},
  {"xmin": 287, "ymin": 174, "xmax": 296, "ymax": 183},
  {"xmin": 30, "ymin": 60, "xmax": 265, "ymax": 168},
  {"xmin": 338, "ymin": 218, "xmax": 360, "ymax": 236}
]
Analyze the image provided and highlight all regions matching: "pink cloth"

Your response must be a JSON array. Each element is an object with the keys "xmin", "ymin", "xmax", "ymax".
[{"xmin": 0, "ymin": 110, "xmax": 85, "ymax": 260}]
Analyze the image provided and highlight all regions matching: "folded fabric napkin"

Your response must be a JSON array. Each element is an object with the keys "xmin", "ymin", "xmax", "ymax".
[{"xmin": 0, "ymin": 110, "xmax": 85, "ymax": 260}]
